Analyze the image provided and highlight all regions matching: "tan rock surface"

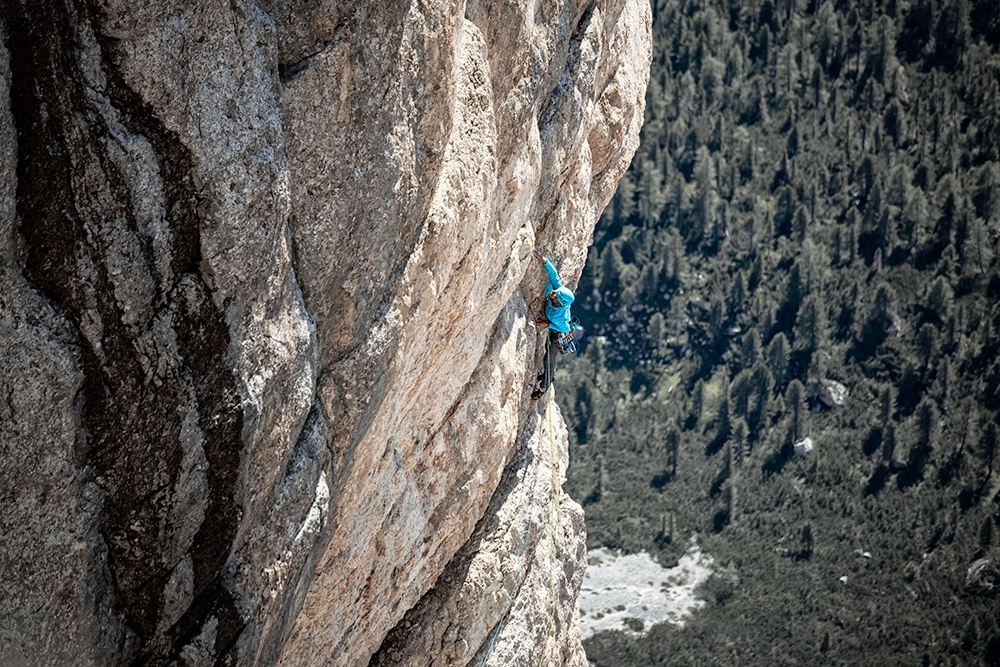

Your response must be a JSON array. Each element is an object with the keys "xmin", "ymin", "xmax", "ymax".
[
  {"xmin": 0, "ymin": 0, "xmax": 649, "ymax": 665},
  {"xmin": 369, "ymin": 395, "xmax": 588, "ymax": 667}
]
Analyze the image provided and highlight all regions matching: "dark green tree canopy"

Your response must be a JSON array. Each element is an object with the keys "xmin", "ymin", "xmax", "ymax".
[{"xmin": 564, "ymin": 0, "xmax": 1000, "ymax": 664}]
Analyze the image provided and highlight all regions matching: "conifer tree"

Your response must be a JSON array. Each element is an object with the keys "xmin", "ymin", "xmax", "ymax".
[
  {"xmin": 740, "ymin": 328, "xmax": 762, "ymax": 369},
  {"xmin": 887, "ymin": 164, "xmax": 910, "ymax": 209},
  {"xmin": 903, "ymin": 187, "xmax": 929, "ymax": 245},
  {"xmin": 730, "ymin": 371, "xmax": 752, "ymax": 417},
  {"xmin": 884, "ymin": 100, "xmax": 903, "ymax": 147},
  {"xmin": 935, "ymin": 174, "xmax": 962, "ymax": 249},
  {"xmin": 716, "ymin": 396, "xmax": 732, "ymax": 444},
  {"xmin": 787, "ymin": 125, "xmax": 800, "ymax": 158},
  {"xmin": 980, "ymin": 423, "xmax": 997, "ymax": 481},
  {"xmin": 691, "ymin": 378, "xmax": 706, "ymax": 429},
  {"xmin": 754, "ymin": 24, "xmax": 772, "ymax": 65},
  {"xmin": 749, "ymin": 256, "xmax": 763, "ymax": 291},
  {"xmin": 728, "ymin": 271, "xmax": 747, "ymax": 318},
  {"xmin": 974, "ymin": 162, "xmax": 1000, "ymax": 227},
  {"xmin": 775, "ymin": 186, "xmax": 796, "ymax": 238},
  {"xmin": 647, "ymin": 312, "xmax": 667, "ymax": 357},
  {"xmin": 811, "ymin": 65, "xmax": 822, "ymax": 107},
  {"xmin": 777, "ymin": 261, "xmax": 805, "ymax": 333},
  {"xmin": 748, "ymin": 362, "xmax": 774, "ymax": 428},
  {"xmin": 709, "ymin": 296, "xmax": 726, "ymax": 351},
  {"xmin": 880, "ymin": 385, "xmax": 896, "ymax": 427},
  {"xmin": 638, "ymin": 157, "xmax": 665, "ymax": 223},
  {"xmin": 916, "ymin": 324, "xmax": 938, "ymax": 373},
  {"xmin": 740, "ymin": 138, "xmax": 755, "ymax": 184},
  {"xmin": 863, "ymin": 183, "xmax": 883, "ymax": 235},
  {"xmin": 786, "ymin": 380, "xmax": 806, "ymax": 441},
  {"xmin": 882, "ymin": 421, "xmax": 897, "ymax": 463},
  {"xmin": 964, "ymin": 216, "xmax": 995, "ymax": 274},
  {"xmin": 901, "ymin": 0, "xmax": 933, "ymax": 62},
  {"xmin": 875, "ymin": 205, "xmax": 895, "ymax": 257},
  {"xmin": 805, "ymin": 353, "xmax": 827, "ymax": 396},
  {"xmin": 926, "ymin": 276, "xmax": 953, "ymax": 324},
  {"xmin": 721, "ymin": 440, "xmax": 732, "ymax": 482},
  {"xmin": 816, "ymin": 1, "xmax": 840, "ymax": 72},
  {"xmin": 936, "ymin": 355, "xmax": 952, "ymax": 401},
  {"xmin": 599, "ymin": 244, "xmax": 623, "ymax": 299},
  {"xmin": 794, "ymin": 294, "xmax": 825, "ymax": 356},
  {"xmin": 612, "ymin": 170, "xmax": 637, "ymax": 222},
  {"xmin": 793, "ymin": 206, "xmax": 809, "ymax": 244},
  {"xmin": 666, "ymin": 425, "xmax": 681, "ymax": 476},
  {"xmin": 845, "ymin": 207, "xmax": 860, "ymax": 263},
  {"xmin": 962, "ymin": 617, "xmax": 981, "ymax": 653},
  {"xmin": 931, "ymin": 0, "xmax": 970, "ymax": 72},
  {"xmin": 732, "ymin": 417, "xmax": 749, "ymax": 458},
  {"xmin": 860, "ymin": 282, "xmax": 898, "ymax": 348},
  {"xmin": 910, "ymin": 398, "xmax": 938, "ymax": 467},
  {"xmin": 767, "ymin": 332, "xmax": 791, "ymax": 388},
  {"xmin": 596, "ymin": 454, "xmax": 608, "ymax": 502},
  {"xmin": 694, "ymin": 146, "xmax": 719, "ymax": 246},
  {"xmin": 800, "ymin": 524, "xmax": 814, "ymax": 559},
  {"xmin": 721, "ymin": 485, "xmax": 734, "ymax": 528}
]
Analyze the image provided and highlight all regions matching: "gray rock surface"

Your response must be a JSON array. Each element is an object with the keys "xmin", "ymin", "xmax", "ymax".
[
  {"xmin": 965, "ymin": 558, "xmax": 1000, "ymax": 596},
  {"xmin": 0, "ymin": 1, "xmax": 650, "ymax": 665},
  {"xmin": 793, "ymin": 437, "xmax": 814, "ymax": 457},
  {"xmin": 818, "ymin": 379, "xmax": 849, "ymax": 408}
]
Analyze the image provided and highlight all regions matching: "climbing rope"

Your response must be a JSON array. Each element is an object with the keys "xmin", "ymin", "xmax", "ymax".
[
  {"xmin": 478, "ymin": 412, "xmax": 543, "ymax": 667},
  {"xmin": 533, "ymin": 390, "xmax": 560, "ymax": 667},
  {"xmin": 479, "ymin": 379, "xmax": 561, "ymax": 667}
]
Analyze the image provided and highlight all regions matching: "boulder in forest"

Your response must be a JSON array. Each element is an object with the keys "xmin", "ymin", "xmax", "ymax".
[
  {"xmin": 965, "ymin": 559, "xmax": 1000, "ymax": 595},
  {"xmin": 818, "ymin": 380, "xmax": 849, "ymax": 408}
]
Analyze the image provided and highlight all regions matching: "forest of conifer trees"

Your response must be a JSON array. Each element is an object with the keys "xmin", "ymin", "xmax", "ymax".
[{"xmin": 562, "ymin": 0, "xmax": 1000, "ymax": 664}]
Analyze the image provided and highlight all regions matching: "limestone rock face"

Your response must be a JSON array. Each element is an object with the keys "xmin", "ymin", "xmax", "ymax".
[
  {"xmin": 369, "ymin": 397, "xmax": 588, "ymax": 667},
  {"xmin": 0, "ymin": 0, "xmax": 649, "ymax": 665}
]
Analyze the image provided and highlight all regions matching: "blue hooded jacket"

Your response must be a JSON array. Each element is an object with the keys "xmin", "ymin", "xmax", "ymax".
[{"xmin": 543, "ymin": 259, "xmax": 574, "ymax": 333}]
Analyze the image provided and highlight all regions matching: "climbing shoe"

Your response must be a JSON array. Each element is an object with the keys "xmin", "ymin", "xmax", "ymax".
[{"xmin": 530, "ymin": 386, "xmax": 545, "ymax": 400}]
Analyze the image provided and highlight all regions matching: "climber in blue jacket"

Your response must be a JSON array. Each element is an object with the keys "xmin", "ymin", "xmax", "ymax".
[{"xmin": 531, "ymin": 249, "xmax": 575, "ymax": 400}]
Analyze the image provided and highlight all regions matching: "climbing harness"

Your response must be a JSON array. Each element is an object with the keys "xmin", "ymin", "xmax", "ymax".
[
  {"xmin": 555, "ymin": 331, "xmax": 577, "ymax": 355},
  {"xmin": 555, "ymin": 317, "xmax": 582, "ymax": 355}
]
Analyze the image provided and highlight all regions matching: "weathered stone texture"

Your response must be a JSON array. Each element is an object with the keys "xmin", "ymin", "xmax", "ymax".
[
  {"xmin": 0, "ymin": 0, "xmax": 649, "ymax": 665},
  {"xmin": 369, "ymin": 397, "xmax": 588, "ymax": 667}
]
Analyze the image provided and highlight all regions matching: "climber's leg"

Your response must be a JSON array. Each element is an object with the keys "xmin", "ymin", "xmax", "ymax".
[{"xmin": 532, "ymin": 331, "xmax": 558, "ymax": 400}]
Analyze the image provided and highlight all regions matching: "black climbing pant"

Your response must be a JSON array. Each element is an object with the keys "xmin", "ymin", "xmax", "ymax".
[{"xmin": 538, "ymin": 329, "xmax": 559, "ymax": 391}]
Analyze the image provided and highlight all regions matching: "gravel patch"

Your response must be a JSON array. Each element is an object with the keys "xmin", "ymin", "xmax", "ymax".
[{"xmin": 578, "ymin": 545, "xmax": 714, "ymax": 639}]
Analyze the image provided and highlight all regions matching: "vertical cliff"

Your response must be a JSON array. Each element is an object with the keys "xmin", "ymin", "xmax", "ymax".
[{"xmin": 0, "ymin": 0, "xmax": 649, "ymax": 665}]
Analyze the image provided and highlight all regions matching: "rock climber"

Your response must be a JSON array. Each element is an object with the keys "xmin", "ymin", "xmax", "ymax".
[{"xmin": 531, "ymin": 249, "xmax": 575, "ymax": 400}]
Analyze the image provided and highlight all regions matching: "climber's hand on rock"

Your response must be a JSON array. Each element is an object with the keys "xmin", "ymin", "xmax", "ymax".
[{"xmin": 532, "ymin": 249, "xmax": 545, "ymax": 264}]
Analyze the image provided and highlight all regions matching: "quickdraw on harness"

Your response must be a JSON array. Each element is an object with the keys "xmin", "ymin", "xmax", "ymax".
[{"xmin": 554, "ymin": 317, "xmax": 581, "ymax": 355}]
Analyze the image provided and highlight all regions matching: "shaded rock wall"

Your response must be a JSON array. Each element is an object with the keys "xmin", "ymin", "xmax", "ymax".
[{"xmin": 0, "ymin": 0, "xmax": 649, "ymax": 665}]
